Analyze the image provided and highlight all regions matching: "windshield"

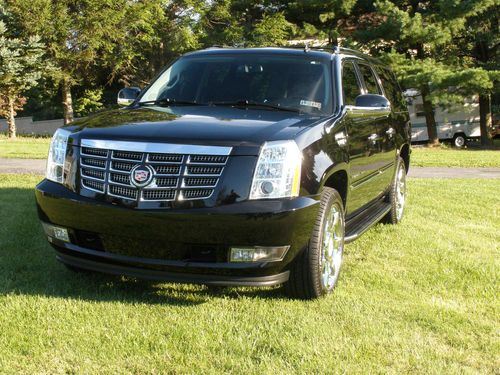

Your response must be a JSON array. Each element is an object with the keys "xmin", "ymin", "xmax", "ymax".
[{"xmin": 140, "ymin": 54, "xmax": 333, "ymax": 115}]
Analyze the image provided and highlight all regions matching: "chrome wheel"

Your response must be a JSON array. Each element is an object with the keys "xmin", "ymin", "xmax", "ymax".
[
  {"xmin": 395, "ymin": 164, "xmax": 406, "ymax": 221},
  {"xmin": 320, "ymin": 203, "xmax": 344, "ymax": 290},
  {"xmin": 454, "ymin": 135, "xmax": 465, "ymax": 148}
]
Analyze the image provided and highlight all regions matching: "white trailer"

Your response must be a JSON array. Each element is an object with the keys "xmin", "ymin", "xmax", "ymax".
[{"xmin": 406, "ymin": 90, "xmax": 480, "ymax": 147}]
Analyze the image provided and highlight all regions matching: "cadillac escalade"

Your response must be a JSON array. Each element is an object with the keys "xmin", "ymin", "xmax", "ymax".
[{"xmin": 35, "ymin": 47, "xmax": 411, "ymax": 299}]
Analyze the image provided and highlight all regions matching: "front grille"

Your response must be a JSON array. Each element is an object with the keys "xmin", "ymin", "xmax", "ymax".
[
  {"xmin": 154, "ymin": 165, "xmax": 181, "ymax": 175},
  {"xmin": 182, "ymin": 189, "xmax": 213, "ymax": 199},
  {"xmin": 109, "ymin": 185, "xmax": 137, "ymax": 199},
  {"xmin": 143, "ymin": 189, "xmax": 176, "ymax": 201},
  {"xmin": 186, "ymin": 165, "xmax": 223, "ymax": 175},
  {"xmin": 79, "ymin": 142, "xmax": 230, "ymax": 203},
  {"xmin": 82, "ymin": 178, "xmax": 104, "ymax": 193}
]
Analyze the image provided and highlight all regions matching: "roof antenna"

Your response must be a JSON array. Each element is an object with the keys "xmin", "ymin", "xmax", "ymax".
[{"xmin": 304, "ymin": 42, "xmax": 310, "ymax": 52}]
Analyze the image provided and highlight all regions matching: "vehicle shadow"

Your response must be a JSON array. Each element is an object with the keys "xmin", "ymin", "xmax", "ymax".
[{"xmin": 0, "ymin": 186, "xmax": 283, "ymax": 307}]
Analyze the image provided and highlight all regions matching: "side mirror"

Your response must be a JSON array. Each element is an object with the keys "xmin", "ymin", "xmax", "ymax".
[
  {"xmin": 354, "ymin": 94, "xmax": 390, "ymax": 109},
  {"xmin": 117, "ymin": 87, "xmax": 141, "ymax": 106}
]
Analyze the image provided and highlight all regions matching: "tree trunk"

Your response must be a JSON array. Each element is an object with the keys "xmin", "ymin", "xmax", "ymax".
[
  {"xmin": 478, "ymin": 94, "xmax": 492, "ymax": 147},
  {"xmin": 7, "ymin": 96, "xmax": 16, "ymax": 139},
  {"xmin": 420, "ymin": 84, "xmax": 439, "ymax": 146},
  {"xmin": 62, "ymin": 78, "xmax": 74, "ymax": 125}
]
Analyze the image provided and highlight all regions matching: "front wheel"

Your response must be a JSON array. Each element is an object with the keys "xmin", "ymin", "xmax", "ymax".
[
  {"xmin": 453, "ymin": 134, "xmax": 466, "ymax": 148},
  {"xmin": 284, "ymin": 188, "xmax": 345, "ymax": 299}
]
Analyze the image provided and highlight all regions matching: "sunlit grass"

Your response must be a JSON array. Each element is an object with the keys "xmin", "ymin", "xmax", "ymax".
[
  {"xmin": 412, "ymin": 145, "xmax": 500, "ymax": 168},
  {"xmin": 0, "ymin": 135, "xmax": 50, "ymax": 159},
  {"xmin": 0, "ymin": 174, "xmax": 498, "ymax": 373}
]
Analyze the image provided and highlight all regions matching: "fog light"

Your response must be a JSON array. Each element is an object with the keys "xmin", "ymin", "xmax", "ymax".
[
  {"xmin": 229, "ymin": 246, "xmax": 290, "ymax": 262},
  {"xmin": 41, "ymin": 223, "xmax": 70, "ymax": 242}
]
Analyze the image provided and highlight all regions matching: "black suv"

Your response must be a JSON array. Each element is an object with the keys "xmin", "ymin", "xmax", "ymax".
[{"xmin": 36, "ymin": 47, "xmax": 411, "ymax": 299}]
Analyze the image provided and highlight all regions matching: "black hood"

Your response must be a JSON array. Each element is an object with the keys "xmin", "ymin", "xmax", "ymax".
[{"xmin": 67, "ymin": 106, "xmax": 326, "ymax": 151}]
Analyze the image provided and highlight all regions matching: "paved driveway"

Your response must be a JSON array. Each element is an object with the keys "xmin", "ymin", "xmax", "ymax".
[{"xmin": 1, "ymin": 158, "xmax": 499, "ymax": 178}]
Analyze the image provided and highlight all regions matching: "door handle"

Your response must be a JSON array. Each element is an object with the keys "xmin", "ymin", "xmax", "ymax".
[
  {"xmin": 386, "ymin": 127, "xmax": 396, "ymax": 136},
  {"xmin": 368, "ymin": 133, "xmax": 379, "ymax": 141}
]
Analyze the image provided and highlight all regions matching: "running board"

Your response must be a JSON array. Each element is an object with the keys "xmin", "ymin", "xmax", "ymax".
[{"xmin": 345, "ymin": 201, "xmax": 391, "ymax": 243}]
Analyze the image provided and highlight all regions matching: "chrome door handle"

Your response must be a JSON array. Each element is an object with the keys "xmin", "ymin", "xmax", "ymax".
[
  {"xmin": 368, "ymin": 133, "xmax": 379, "ymax": 141},
  {"xmin": 386, "ymin": 127, "xmax": 396, "ymax": 136}
]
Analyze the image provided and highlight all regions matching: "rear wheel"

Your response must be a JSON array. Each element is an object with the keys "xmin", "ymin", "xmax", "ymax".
[
  {"xmin": 384, "ymin": 156, "xmax": 407, "ymax": 224},
  {"xmin": 284, "ymin": 187, "xmax": 345, "ymax": 299}
]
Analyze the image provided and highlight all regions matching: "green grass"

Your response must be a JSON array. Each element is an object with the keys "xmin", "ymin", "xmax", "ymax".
[
  {"xmin": 412, "ymin": 146, "xmax": 500, "ymax": 168},
  {"xmin": 0, "ymin": 174, "xmax": 498, "ymax": 373},
  {"xmin": 0, "ymin": 135, "xmax": 50, "ymax": 159}
]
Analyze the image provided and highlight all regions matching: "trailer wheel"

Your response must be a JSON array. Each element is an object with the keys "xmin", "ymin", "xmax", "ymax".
[{"xmin": 453, "ymin": 134, "xmax": 466, "ymax": 148}]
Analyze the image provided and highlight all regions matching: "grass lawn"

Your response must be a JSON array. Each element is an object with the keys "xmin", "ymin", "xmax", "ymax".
[
  {"xmin": 0, "ymin": 135, "xmax": 50, "ymax": 159},
  {"xmin": 411, "ymin": 144, "xmax": 500, "ymax": 168},
  {"xmin": 0, "ymin": 174, "xmax": 498, "ymax": 373}
]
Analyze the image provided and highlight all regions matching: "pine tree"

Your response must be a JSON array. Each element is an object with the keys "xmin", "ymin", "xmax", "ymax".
[
  {"xmin": 352, "ymin": 0, "xmax": 494, "ymax": 146},
  {"xmin": 5, "ymin": 0, "xmax": 165, "ymax": 124},
  {"xmin": 444, "ymin": 3, "xmax": 499, "ymax": 146},
  {"xmin": 0, "ymin": 20, "xmax": 44, "ymax": 138}
]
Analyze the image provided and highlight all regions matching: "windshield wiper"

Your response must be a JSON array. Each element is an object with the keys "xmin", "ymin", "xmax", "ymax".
[
  {"xmin": 210, "ymin": 100, "xmax": 300, "ymax": 113},
  {"xmin": 138, "ymin": 98, "xmax": 204, "ymax": 107}
]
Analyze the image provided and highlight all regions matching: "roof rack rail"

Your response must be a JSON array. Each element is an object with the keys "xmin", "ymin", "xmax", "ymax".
[{"xmin": 284, "ymin": 44, "xmax": 364, "ymax": 55}]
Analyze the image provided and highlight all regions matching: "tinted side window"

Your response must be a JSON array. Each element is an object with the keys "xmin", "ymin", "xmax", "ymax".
[
  {"xmin": 375, "ymin": 67, "xmax": 404, "ymax": 106},
  {"xmin": 358, "ymin": 64, "xmax": 381, "ymax": 95},
  {"xmin": 342, "ymin": 62, "xmax": 361, "ymax": 106}
]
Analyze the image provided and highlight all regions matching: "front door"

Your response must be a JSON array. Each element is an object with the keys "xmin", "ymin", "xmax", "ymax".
[
  {"xmin": 358, "ymin": 63, "xmax": 397, "ymax": 189},
  {"xmin": 342, "ymin": 60, "xmax": 381, "ymax": 214}
]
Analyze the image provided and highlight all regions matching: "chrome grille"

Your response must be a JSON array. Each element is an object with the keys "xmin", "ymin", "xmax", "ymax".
[
  {"xmin": 183, "ymin": 177, "xmax": 218, "ymax": 187},
  {"xmin": 79, "ymin": 140, "xmax": 231, "ymax": 203},
  {"xmin": 81, "ymin": 168, "xmax": 105, "ymax": 180},
  {"xmin": 109, "ymin": 185, "xmax": 137, "ymax": 199},
  {"xmin": 186, "ymin": 165, "xmax": 223, "ymax": 175},
  {"xmin": 182, "ymin": 189, "xmax": 213, "ymax": 199},
  {"xmin": 143, "ymin": 189, "xmax": 176, "ymax": 201},
  {"xmin": 113, "ymin": 150, "xmax": 142, "ymax": 161},
  {"xmin": 82, "ymin": 178, "xmax": 104, "ymax": 193},
  {"xmin": 111, "ymin": 161, "xmax": 135, "ymax": 172},
  {"xmin": 155, "ymin": 177, "xmax": 178, "ymax": 187},
  {"xmin": 154, "ymin": 165, "xmax": 181, "ymax": 175},
  {"xmin": 109, "ymin": 172, "xmax": 130, "ymax": 185}
]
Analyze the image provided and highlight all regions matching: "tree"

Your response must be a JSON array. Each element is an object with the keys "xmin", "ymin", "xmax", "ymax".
[
  {"xmin": 199, "ymin": 1, "xmax": 293, "ymax": 48},
  {"xmin": 0, "ymin": 20, "xmax": 44, "ymax": 138},
  {"xmin": 279, "ymin": 0, "xmax": 357, "ymax": 45},
  {"xmin": 352, "ymin": 0, "xmax": 494, "ymax": 146},
  {"xmin": 5, "ymin": 0, "xmax": 165, "ymax": 124},
  {"xmin": 445, "ymin": 3, "xmax": 499, "ymax": 146}
]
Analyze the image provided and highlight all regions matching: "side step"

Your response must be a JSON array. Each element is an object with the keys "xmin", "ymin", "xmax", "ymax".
[{"xmin": 345, "ymin": 200, "xmax": 391, "ymax": 243}]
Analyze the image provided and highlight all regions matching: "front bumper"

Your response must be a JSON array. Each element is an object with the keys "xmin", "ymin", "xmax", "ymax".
[{"xmin": 36, "ymin": 179, "xmax": 319, "ymax": 286}]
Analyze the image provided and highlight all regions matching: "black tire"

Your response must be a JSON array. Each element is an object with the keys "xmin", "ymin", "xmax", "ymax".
[
  {"xmin": 284, "ymin": 187, "xmax": 345, "ymax": 299},
  {"xmin": 453, "ymin": 134, "xmax": 466, "ymax": 148},
  {"xmin": 383, "ymin": 156, "xmax": 407, "ymax": 224}
]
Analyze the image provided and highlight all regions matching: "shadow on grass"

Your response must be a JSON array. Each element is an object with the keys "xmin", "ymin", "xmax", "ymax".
[{"xmin": 0, "ymin": 187, "xmax": 283, "ymax": 306}]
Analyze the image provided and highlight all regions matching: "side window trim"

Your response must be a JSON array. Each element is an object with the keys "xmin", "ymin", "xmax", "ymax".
[
  {"xmin": 341, "ymin": 59, "xmax": 363, "ymax": 106},
  {"xmin": 355, "ymin": 62, "xmax": 384, "ymax": 96}
]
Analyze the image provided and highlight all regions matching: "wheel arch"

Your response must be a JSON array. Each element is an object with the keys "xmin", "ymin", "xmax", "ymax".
[
  {"xmin": 321, "ymin": 166, "xmax": 349, "ymax": 208},
  {"xmin": 399, "ymin": 143, "xmax": 410, "ymax": 173}
]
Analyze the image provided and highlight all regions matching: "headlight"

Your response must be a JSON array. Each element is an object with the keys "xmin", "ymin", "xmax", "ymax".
[
  {"xmin": 249, "ymin": 140, "xmax": 302, "ymax": 200},
  {"xmin": 46, "ymin": 128, "xmax": 71, "ymax": 184}
]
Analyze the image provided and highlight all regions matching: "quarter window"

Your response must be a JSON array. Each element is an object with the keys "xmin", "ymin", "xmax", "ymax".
[{"xmin": 342, "ymin": 62, "xmax": 361, "ymax": 106}]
